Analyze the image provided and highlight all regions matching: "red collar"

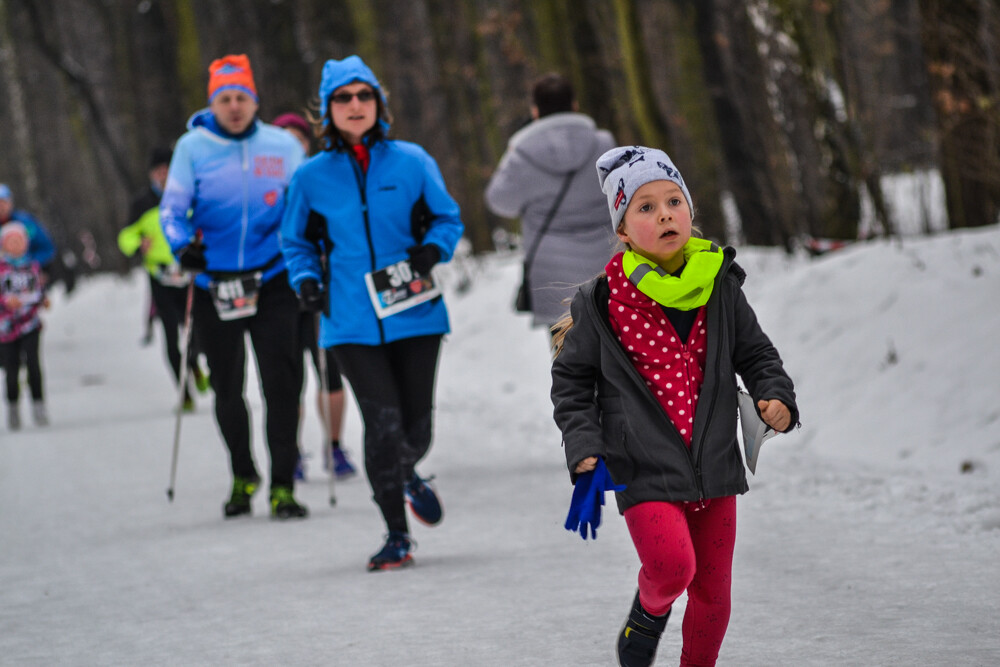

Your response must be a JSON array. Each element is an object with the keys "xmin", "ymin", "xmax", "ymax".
[{"xmin": 351, "ymin": 144, "xmax": 370, "ymax": 172}]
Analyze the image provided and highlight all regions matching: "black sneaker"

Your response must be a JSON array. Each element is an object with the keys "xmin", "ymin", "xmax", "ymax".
[
  {"xmin": 223, "ymin": 475, "xmax": 260, "ymax": 518},
  {"xmin": 405, "ymin": 473, "xmax": 443, "ymax": 526},
  {"xmin": 270, "ymin": 486, "xmax": 309, "ymax": 520},
  {"xmin": 617, "ymin": 591, "xmax": 670, "ymax": 667},
  {"xmin": 367, "ymin": 531, "xmax": 414, "ymax": 571}
]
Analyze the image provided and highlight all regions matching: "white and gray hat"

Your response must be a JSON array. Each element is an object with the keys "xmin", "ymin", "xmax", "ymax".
[{"xmin": 596, "ymin": 146, "xmax": 693, "ymax": 231}]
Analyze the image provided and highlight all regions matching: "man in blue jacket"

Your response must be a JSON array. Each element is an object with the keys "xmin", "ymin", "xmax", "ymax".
[{"xmin": 160, "ymin": 54, "xmax": 308, "ymax": 520}]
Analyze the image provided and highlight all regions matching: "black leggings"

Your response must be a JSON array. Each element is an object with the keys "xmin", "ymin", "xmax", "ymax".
[
  {"xmin": 148, "ymin": 276, "xmax": 200, "ymax": 392},
  {"xmin": 192, "ymin": 272, "xmax": 303, "ymax": 488},
  {"xmin": 3, "ymin": 327, "xmax": 43, "ymax": 403},
  {"xmin": 333, "ymin": 334, "xmax": 441, "ymax": 533}
]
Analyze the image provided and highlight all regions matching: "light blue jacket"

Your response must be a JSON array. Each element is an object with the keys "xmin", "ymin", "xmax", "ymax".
[
  {"xmin": 280, "ymin": 140, "xmax": 464, "ymax": 346},
  {"xmin": 160, "ymin": 110, "xmax": 305, "ymax": 289}
]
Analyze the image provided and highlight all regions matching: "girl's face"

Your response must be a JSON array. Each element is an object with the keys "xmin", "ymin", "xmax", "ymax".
[
  {"xmin": 616, "ymin": 180, "xmax": 692, "ymax": 273},
  {"xmin": 328, "ymin": 82, "xmax": 378, "ymax": 146},
  {"xmin": 1, "ymin": 231, "xmax": 28, "ymax": 258}
]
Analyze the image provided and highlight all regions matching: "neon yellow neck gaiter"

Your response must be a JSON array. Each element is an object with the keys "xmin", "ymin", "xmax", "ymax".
[{"xmin": 622, "ymin": 238, "xmax": 724, "ymax": 310}]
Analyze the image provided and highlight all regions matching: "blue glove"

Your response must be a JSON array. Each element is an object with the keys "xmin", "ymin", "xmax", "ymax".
[{"xmin": 564, "ymin": 458, "xmax": 626, "ymax": 540}]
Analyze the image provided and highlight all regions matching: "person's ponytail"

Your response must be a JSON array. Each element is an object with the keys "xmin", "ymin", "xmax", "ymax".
[{"xmin": 550, "ymin": 312, "xmax": 575, "ymax": 359}]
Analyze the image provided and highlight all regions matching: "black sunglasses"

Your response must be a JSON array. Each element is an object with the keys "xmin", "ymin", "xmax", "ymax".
[{"xmin": 330, "ymin": 90, "xmax": 376, "ymax": 105}]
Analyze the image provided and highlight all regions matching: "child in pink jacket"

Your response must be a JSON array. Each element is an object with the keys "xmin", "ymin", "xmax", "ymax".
[{"xmin": 0, "ymin": 222, "xmax": 49, "ymax": 429}]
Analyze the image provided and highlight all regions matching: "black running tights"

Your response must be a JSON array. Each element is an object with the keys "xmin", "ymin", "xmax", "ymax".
[
  {"xmin": 2, "ymin": 327, "xmax": 43, "ymax": 403},
  {"xmin": 333, "ymin": 335, "xmax": 441, "ymax": 534},
  {"xmin": 148, "ymin": 276, "xmax": 200, "ymax": 393},
  {"xmin": 192, "ymin": 272, "xmax": 303, "ymax": 489}
]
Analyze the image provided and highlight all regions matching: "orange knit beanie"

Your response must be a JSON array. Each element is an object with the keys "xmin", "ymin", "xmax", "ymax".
[{"xmin": 207, "ymin": 54, "xmax": 258, "ymax": 102}]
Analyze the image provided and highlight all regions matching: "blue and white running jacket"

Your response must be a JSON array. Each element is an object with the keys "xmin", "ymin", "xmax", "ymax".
[{"xmin": 160, "ymin": 109, "xmax": 305, "ymax": 289}]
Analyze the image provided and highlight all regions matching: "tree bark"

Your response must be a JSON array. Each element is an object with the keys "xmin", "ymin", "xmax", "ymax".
[{"xmin": 920, "ymin": 0, "xmax": 1000, "ymax": 228}]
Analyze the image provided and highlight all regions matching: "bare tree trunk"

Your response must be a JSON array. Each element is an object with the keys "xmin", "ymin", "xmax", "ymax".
[
  {"xmin": 920, "ymin": 0, "xmax": 1000, "ymax": 228},
  {"xmin": 0, "ymin": 0, "xmax": 43, "ymax": 214},
  {"xmin": 22, "ymin": 0, "xmax": 135, "ymax": 193},
  {"xmin": 694, "ymin": 0, "xmax": 798, "ymax": 247}
]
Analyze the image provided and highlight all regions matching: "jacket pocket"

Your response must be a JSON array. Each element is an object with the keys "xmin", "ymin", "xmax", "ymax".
[{"xmin": 600, "ymin": 412, "xmax": 634, "ymax": 486}]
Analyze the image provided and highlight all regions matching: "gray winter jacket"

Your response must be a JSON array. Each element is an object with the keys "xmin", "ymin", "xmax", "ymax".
[
  {"xmin": 485, "ymin": 112, "xmax": 616, "ymax": 327},
  {"xmin": 551, "ymin": 247, "xmax": 798, "ymax": 513}
]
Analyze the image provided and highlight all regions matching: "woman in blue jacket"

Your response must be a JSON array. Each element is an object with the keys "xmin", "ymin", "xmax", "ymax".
[{"xmin": 281, "ymin": 55, "xmax": 464, "ymax": 570}]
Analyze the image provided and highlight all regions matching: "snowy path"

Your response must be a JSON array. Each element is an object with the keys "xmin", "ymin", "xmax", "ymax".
[{"xmin": 2, "ymin": 232, "xmax": 999, "ymax": 666}]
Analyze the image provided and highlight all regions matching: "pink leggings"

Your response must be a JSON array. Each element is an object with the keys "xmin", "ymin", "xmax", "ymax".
[{"xmin": 623, "ymin": 497, "xmax": 737, "ymax": 667}]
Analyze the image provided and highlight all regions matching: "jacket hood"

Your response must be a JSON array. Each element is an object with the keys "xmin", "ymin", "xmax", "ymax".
[
  {"xmin": 317, "ymin": 55, "xmax": 390, "ymax": 133},
  {"xmin": 507, "ymin": 112, "xmax": 602, "ymax": 176},
  {"xmin": 722, "ymin": 246, "xmax": 745, "ymax": 285}
]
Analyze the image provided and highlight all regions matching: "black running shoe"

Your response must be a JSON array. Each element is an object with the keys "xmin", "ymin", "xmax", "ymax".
[
  {"xmin": 270, "ymin": 486, "xmax": 308, "ymax": 520},
  {"xmin": 617, "ymin": 591, "xmax": 670, "ymax": 667},
  {"xmin": 367, "ymin": 531, "xmax": 414, "ymax": 571},
  {"xmin": 223, "ymin": 475, "xmax": 260, "ymax": 518}
]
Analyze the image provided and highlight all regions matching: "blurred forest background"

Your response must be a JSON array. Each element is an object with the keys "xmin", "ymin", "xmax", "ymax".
[{"xmin": 0, "ymin": 0, "xmax": 998, "ymax": 275}]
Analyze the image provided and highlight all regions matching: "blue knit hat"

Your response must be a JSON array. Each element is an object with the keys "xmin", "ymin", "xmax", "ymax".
[
  {"xmin": 596, "ymin": 146, "xmax": 694, "ymax": 231},
  {"xmin": 0, "ymin": 184, "xmax": 11, "ymax": 201},
  {"xmin": 317, "ymin": 55, "xmax": 388, "ymax": 127}
]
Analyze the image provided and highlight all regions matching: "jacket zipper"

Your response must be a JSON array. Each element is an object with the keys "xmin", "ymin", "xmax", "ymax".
[
  {"xmin": 350, "ymin": 152, "xmax": 385, "ymax": 344},
  {"xmin": 691, "ymin": 261, "xmax": 732, "ymax": 506},
  {"xmin": 238, "ymin": 141, "xmax": 249, "ymax": 270},
  {"xmin": 680, "ymin": 337, "xmax": 709, "ymax": 509}
]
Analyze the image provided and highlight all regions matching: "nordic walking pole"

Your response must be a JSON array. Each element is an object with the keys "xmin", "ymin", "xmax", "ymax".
[
  {"xmin": 167, "ymin": 278, "xmax": 196, "ymax": 502},
  {"xmin": 316, "ymin": 312, "xmax": 337, "ymax": 507}
]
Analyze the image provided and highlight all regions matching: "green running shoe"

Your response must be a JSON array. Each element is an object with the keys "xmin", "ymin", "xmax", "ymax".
[
  {"xmin": 193, "ymin": 367, "xmax": 211, "ymax": 394},
  {"xmin": 223, "ymin": 475, "xmax": 260, "ymax": 518},
  {"xmin": 270, "ymin": 486, "xmax": 308, "ymax": 520}
]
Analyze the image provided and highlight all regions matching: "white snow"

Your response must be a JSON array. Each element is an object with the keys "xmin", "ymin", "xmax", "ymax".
[{"xmin": 2, "ymin": 225, "xmax": 999, "ymax": 666}]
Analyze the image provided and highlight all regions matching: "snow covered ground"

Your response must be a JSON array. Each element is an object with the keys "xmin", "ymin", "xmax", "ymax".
[{"xmin": 2, "ymin": 225, "xmax": 999, "ymax": 666}]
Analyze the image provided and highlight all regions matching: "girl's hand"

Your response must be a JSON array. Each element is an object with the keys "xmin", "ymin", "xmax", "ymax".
[
  {"xmin": 6, "ymin": 296, "xmax": 22, "ymax": 309},
  {"xmin": 758, "ymin": 399, "xmax": 791, "ymax": 432},
  {"xmin": 575, "ymin": 456, "xmax": 598, "ymax": 474}
]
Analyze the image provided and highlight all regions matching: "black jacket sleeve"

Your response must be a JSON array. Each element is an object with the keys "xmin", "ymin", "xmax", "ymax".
[
  {"xmin": 551, "ymin": 287, "xmax": 607, "ymax": 479},
  {"xmin": 729, "ymin": 280, "xmax": 799, "ymax": 430}
]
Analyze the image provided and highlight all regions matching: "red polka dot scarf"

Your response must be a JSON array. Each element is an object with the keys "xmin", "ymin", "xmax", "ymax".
[{"xmin": 606, "ymin": 252, "xmax": 710, "ymax": 447}]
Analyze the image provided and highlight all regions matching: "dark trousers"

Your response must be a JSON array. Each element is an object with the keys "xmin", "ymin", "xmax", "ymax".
[
  {"xmin": 148, "ymin": 276, "xmax": 200, "ymax": 393},
  {"xmin": 192, "ymin": 272, "xmax": 303, "ymax": 489},
  {"xmin": 333, "ymin": 334, "xmax": 441, "ymax": 533},
  {"xmin": 2, "ymin": 328, "xmax": 43, "ymax": 403}
]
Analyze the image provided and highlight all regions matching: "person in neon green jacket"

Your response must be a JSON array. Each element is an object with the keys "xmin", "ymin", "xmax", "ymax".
[{"xmin": 118, "ymin": 204, "xmax": 208, "ymax": 410}]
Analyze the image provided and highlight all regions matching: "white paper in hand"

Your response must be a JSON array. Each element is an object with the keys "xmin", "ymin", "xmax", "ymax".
[{"xmin": 737, "ymin": 389, "xmax": 778, "ymax": 474}]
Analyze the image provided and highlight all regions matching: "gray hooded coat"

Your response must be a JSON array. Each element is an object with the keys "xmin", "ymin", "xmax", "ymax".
[{"xmin": 485, "ymin": 112, "xmax": 616, "ymax": 327}]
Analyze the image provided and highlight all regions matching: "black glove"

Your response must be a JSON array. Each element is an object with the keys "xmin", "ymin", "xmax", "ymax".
[
  {"xmin": 177, "ymin": 242, "xmax": 207, "ymax": 271},
  {"xmin": 406, "ymin": 244, "xmax": 440, "ymax": 275},
  {"xmin": 298, "ymin": 278, "xmax": 325, "ymax": 313}
]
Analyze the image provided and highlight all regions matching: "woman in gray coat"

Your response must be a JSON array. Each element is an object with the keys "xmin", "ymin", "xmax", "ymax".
[{"xmin": 485, "ymin": 73, "xmax": 616, "ymax": 330}]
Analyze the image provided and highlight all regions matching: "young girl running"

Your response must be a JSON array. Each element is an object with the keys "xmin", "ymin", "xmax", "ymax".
[
  {"xmin": 0, "ymin": 222, "xmax": 50, "ymax": 430},
  {"xmin": 551, "ymin": 146, "xmax": 798, "ymax": 667}
]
